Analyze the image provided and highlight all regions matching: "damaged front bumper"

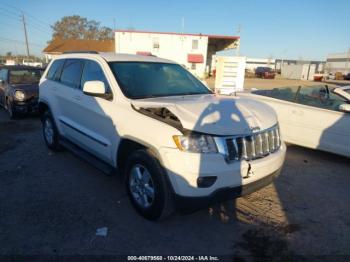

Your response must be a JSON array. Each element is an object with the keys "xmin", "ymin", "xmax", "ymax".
[{"xmin": 159, "ymin": 142, "xmax": 286, "ymax": 207}]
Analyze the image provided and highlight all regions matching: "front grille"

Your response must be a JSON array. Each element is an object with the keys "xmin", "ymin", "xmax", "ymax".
[{"xmin": 225, "ymin": 125, "xmax": 281, "ymax": 161}]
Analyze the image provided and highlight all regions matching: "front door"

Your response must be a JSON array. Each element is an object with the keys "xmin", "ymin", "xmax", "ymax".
[{"xmin": 293, "ymin": 85, "xmax": 350, "ymax": 156}]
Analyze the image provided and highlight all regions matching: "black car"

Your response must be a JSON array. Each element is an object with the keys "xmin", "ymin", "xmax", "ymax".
[
  {"xmin": 344, "ymin": 73, "xmax": 350, "ymax": 80},
  {"xmin": 255, "ymin": 67, "xmax": 275, "ymax": 79},
  {"xmin": 0, "ymin": 65, "xmax": 44, "ymax": 118}
]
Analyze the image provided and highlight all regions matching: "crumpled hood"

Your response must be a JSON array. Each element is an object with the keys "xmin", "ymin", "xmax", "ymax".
[{"xmin": 132, "ymin": 94, "xmax": 277, "ymax": 136}]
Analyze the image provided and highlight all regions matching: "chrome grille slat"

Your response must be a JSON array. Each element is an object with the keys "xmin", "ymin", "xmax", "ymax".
[
  {"xmin": 242, "ymin": 138, "xmax": 248, "ymax": 159},
  {"xmin": 263, "ymin": 132, "xmax": 269, "ymax": 154},
  {"xmin": 251, "ymin": 136, "xmax": 256, "ymax": 158},
  {"xmin": 225, "ymin": 125, "xmax": 281, "ymax": 162},
  {"xmin": 256, "ymin": 134, "xmax": 263, "ymax": 155}
]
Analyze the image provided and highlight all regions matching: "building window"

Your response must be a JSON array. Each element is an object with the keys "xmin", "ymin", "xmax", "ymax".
[
  {"xmin": 192, "ymin": 39, "xmax": 198, "ymax": 50},
  {"xmin": 153, "ymin": 38, "xmax": 160, "ymax": 49},
  {"xmin": 191, "ymin": 63, "xmax": 196, "ymax": 70}
]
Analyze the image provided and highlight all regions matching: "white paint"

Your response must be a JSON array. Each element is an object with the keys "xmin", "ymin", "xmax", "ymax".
[
  {"xmin": 326, "ymin": 51, "xmax": 350, "ymax": 74},
  {"xmin": 115, "ymin": 31, "xmax": 208, "ymax": 77},
  {"xmin": 40, "ymin": 52, "xmax": 285, "ymax": 200},
  {"xmin": 214, "ymin": 56, "xmax": 246, "ymax": 94},
  {"xmin": 245, "ymin": 57, "xmax": 275, "ymax": 72},
  {"xmin": 5, "ymin": 59, "xmax": 15, "ymax": 65},
  {"xmin": 301, "ymin": 64, "xmax": 316, "ymax": 81},
  {"xmin": 239, "ymin": 91, "xmax": 350, "ymax": 158}
]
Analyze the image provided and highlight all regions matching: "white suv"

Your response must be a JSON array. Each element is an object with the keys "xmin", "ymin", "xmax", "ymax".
[{"xmin": 39, "ymin": 52, "xmax": 286, "ymax": 220}]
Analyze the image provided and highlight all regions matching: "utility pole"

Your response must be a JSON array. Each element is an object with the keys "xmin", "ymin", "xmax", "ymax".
[
  {"xmin": 113, "ymin": 18, "xmax": 116, "ymax": 31},
  {"xmin": 236, "ymin": 24, "xmax": 241, "ymax": 56},
  {"xmin": 21, "ymin": 12, "xmax": 30, "ymax": 59}
]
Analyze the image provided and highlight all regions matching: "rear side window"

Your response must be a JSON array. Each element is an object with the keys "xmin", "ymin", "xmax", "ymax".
[
  {"xmin": 80, "ymin": 60, "xmax": 110, "ymax": 91},
  {"xmin": 60, "ymin": 59, "xmax": 84, "ymax": 89},
  {"xmin": 46, "ymin": 59, "xmax": 65, "ymax": 81}
]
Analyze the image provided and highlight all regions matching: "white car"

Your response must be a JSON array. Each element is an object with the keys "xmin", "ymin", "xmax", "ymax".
[
  {"xmin": 239, "ymin": 85, "xmax": 350, "ymax": 157},
  {"xmin": 39, "ymin": 52, "xmax": 286, "ymax": 220}
]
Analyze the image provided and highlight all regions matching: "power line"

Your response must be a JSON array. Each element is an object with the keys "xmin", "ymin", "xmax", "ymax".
[
  {"xmin": 0, "ymin": 5, "xmax": 52, "ymax": 32},
  {"xmin": 2, "ymin": 2, "xmax": 51, "ymax": 29},
  {"xmin": 0, "ymin": 21, "xmax": 21, "ymax": 28},
  {"xmin": 26, "ymin": 22, "xmax": 52, "ymax": 35},
  {"xmin": 0, "ymin": 6, "xmax": 21, "ymax": 17},
  {"xmin": 0, "ymin": 37, "xmax": 45, "ymax": 47},
  {"xmin": 0, "ymin": 10, "xmax": 21, "ymax": 22}
]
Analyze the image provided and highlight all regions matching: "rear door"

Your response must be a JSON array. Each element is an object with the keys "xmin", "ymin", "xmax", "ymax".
[{"xmin": 52, "ymin": 59, "xmax": 85, "ymax": 141}]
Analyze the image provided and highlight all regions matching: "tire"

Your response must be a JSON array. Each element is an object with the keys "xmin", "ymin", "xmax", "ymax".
[
  {"xmin": 42, "ymin": 110, "xmax": 61, "ymax": 151},
  {"xmin": 6, "ymin": 99, "xmax": 18, "ymax": 119},
  {"xmin": 125, "ymin": 149, "xmax": 174, "ymax": 220}
]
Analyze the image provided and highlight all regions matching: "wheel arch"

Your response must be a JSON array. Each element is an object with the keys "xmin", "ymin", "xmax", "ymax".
[
  {"xmin": 116, "ymin": 138, "xmax": 163, "ymax": 174},
  {"xmin": 38, "ymin": 101, "xmax": 50, "ymax": 119}
]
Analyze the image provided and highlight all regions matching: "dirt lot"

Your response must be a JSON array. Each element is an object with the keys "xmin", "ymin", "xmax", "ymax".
[
  {"xmin": 0, "ymin": 101, "xmax": 350, "ymax": 259},
  {"xmin": 206, "ymin": 76, "xmax": 349, "ymax": 90}
]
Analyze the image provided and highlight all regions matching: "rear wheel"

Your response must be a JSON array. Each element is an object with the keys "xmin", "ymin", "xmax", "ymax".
[
  {"xmin": 125, "ymin": 149, "xmax": 173, "ymax": 220},
  {"xmin": 42, "ymin": 111, "xmax": 61, "ymax": 151}
]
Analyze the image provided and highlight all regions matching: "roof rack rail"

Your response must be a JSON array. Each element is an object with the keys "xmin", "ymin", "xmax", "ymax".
[{"xmin": 63, "ymin": 51, "xmax": 99, "ymax": 54}]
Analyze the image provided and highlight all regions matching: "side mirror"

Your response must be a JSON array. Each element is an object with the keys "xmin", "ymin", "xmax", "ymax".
[
  {"xmin": 339, "ymin": 104, "xmax": 350, "ymax": 113},
  {"xmin": 83, "ymin": 81, "xmax": 106, "ymax": 97}
]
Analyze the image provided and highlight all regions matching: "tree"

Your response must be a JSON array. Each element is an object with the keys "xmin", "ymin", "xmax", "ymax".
[{"xmin": 50, "ymin": 15, "xmax": 113, "ymax": 41}]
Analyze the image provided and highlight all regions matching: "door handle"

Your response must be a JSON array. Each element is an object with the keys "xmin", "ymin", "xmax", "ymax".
[{"xmin": 73, "ymin": 95, "xmax": 81, "ymax": 101}]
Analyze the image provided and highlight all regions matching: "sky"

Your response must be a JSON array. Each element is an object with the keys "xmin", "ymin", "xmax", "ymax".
[{"xmin": 0, "ymin": 0, "xmax": 349, "ymax": 60}]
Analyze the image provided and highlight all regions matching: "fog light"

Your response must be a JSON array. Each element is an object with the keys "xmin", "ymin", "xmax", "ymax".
[{"xmin": 197, "ymin": 176, "xmax": 217, "ymax": 188}]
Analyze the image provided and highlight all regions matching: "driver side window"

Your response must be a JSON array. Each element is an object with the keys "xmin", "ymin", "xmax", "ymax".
[
  {"xmin": 296, "ymin": 86, "xmax": 347, "ymax": 112},
  {"xmin": 80, "ymin": 60, "xmax": 111, "ymax": 93}
]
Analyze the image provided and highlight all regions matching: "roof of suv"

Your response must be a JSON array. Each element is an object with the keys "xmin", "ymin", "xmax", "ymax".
[{"xmin": 57, "ymin": 52, "xmax": 175, "ymax": 64}]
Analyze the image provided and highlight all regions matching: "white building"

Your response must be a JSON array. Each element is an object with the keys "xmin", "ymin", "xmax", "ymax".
[
  {"xmin": 115, "ymin": 30, "xmax": 240, "ymax": 78},
  {"xmin": 245, "ymin": 57, "xmax": 275, "ymax": 72},
  {"xmin": 325, "ymin": 51, "xmax": 350, "ymax": 74}
]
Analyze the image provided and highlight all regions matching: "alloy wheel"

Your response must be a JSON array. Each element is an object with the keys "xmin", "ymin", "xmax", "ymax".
[{"xmin": 129, "ymin": 164, "xmax": 155, "ymax": 209}]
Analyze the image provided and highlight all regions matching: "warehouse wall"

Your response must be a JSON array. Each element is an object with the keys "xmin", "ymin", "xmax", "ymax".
[{"xmin": 115, "ymin": 31, "xmax": 208, "ymax": 77}]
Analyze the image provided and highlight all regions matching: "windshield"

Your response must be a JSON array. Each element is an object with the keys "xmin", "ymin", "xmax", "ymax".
[
  {"xmin": 9, "ymin": 69, "xmax": 43, "ymax": 84},
  {"xmin": 109, "ymin": 62, "xmax": 212, "ymax": 99}
]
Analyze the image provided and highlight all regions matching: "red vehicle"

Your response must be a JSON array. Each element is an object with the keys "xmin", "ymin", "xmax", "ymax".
[{"xmin": 255, "ymin": 67, "xmax": 275, "ymax": 79}]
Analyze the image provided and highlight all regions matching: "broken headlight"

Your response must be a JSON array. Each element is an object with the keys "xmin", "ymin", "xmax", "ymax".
[{"xmin": 173, "ymin": 134, "xmax": 218, "ymax": 153}]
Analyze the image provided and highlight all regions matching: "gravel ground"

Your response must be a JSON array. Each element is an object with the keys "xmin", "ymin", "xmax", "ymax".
[{"xmin": 0, "ymin": 107, "xmax": 349, "ymax": 259}]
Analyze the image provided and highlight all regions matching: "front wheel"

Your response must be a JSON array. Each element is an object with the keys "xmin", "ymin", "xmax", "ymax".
[
  {"xmin": 125, "ymin": 149, "xmax": 173, "ymax": 220},
  {"xmin": 42, "ymin": 111, "xmax": 61, "ymax": 151},
  {"xmin": 6, "ymin": 99, "xmax": 18, "ymax": 119}
]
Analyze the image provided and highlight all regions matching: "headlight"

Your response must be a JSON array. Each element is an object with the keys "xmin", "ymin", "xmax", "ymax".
[
  {"xmin": 173, "ymin": 134, "xmax": 218, "ymax": 153},
  {"xmin": 14, "ymin": 90, "xmax": 25, "ymax": 101}
]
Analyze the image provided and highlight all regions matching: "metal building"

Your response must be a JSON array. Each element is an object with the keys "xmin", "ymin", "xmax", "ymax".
[{"xmin": 325, "ymin": 51, "xmax": 350, "ymax": 74}]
